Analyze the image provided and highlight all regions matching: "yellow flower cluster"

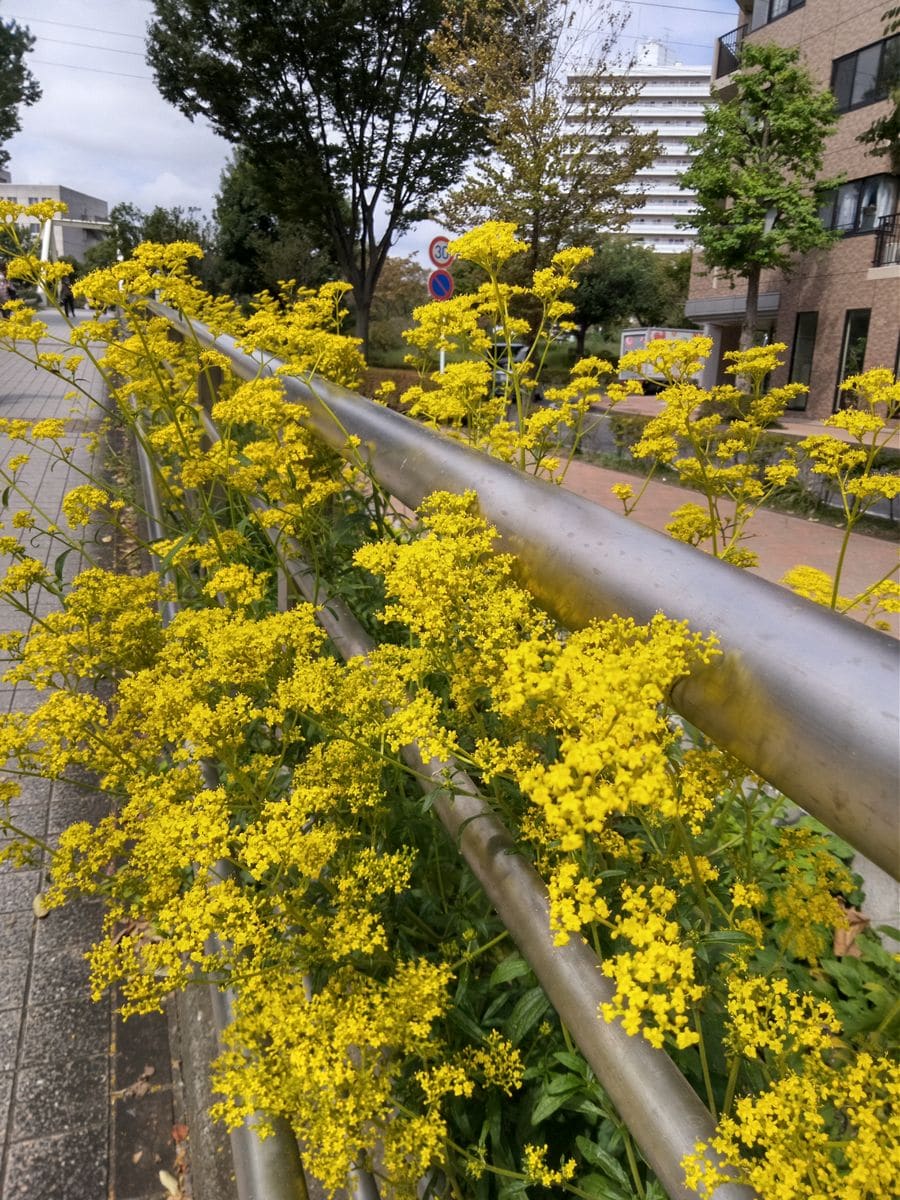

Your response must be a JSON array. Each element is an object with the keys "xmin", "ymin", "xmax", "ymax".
[
  {"xmin": 600, "ymin": 884, "xmax": 703, "ymax": 1050},
  {"xmin": 401, "ymin": 222, "xmax": 602, "ymax": 477},
  {"xmin": 0, "ymin": 212, "xmax": 894, "ymax": 1200},
  {"xmin": 686, "ymin": 977, "xmax": 899, "ymax": 1198}
]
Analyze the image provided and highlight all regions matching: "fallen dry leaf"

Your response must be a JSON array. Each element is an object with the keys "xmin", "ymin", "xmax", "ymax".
[
  {"xmin": 114, "ymin": 1063, "xmax": 156, "ymax": 1100},
  {"xmin": 159, "ymin": 1168, "xmax": 181, "ymax": 1197},
  {"xmin": 833, "ymin": 901, "xmax": 869, "ymax": 958}
]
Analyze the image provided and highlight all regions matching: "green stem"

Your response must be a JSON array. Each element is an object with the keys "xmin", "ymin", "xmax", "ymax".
[
  {"xmin": 693, "ymin": 1007, "xmax": 717, "ymax": 1121},
  {"xmin": 448, "ymin": 929, "xmax": 509, "ymax": 972}
]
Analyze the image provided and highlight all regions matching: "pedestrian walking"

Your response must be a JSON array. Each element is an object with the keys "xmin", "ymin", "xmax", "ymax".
[
  {"xmin": 0, "ymin": 271, "xmax": 17, "ymax": 318},
  {"xmin": 60, "ymin": 276, "xmax": 76, "ymax": 319}
]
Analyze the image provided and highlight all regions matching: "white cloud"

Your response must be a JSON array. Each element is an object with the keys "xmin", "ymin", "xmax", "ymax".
[{"xmin": 6, "ymin": 0, "xmax": 232, "ymax": 213}]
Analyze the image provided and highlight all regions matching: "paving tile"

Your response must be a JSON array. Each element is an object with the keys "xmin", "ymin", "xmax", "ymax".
[
  {"xmin": 48, "ymin": 780, "xmax": 110, "ymax": 834},
  {"xmin": 0, "ymin": 956, "xmax": 29, "ymax": 1012},
  {"xmin": 10, "ymin": 1053, "xmax": 108, "ymax": 1140},
  {"xmin": 0, "ymin": 870, "xmax": 41, "ymax": 912},
  {"xmin": 27, "ymin": 945, "xmax": 93, "ymax": 1007},
  {"xmin": 0, "ymin": 910, "xmax": 33, "ymax": 959},
  {"xmin": 2, "ymin": 1123, "xmax": 108, "ymax": 1199},
  {"xmin": 9, "ymin": 777, "xmax": 51, "ymax": 806},
  {"xmin": 114, "ymin": 1086, "xmax": 177, "ymax": 1200},
  {"xmin": 0, "ymin": 1015, "xmax": 19, "ymax": 1072},
  {"xmin": 0, "ymin": 1070, "xmax": 12, "ymax": 1134},
  {"xmin": 1, "ymin": 800, "xmax": 48, "ymax": 840},
  {"xmin": 21, "ymin": 993, "xmax": 110, "ymax": 1066},
  {"xmin": 33, "ymin": 898, "xmax": 103, "ymax": 955}
]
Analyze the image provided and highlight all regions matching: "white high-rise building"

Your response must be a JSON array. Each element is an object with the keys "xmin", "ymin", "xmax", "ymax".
[{"xmin": 572, "ymin": 41, "xmax": 714, "ymax": 254}]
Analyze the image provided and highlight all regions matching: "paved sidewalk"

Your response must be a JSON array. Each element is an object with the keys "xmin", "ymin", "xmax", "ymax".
[
  {"xmin": 0, "ymin": 312, "xmax": 182, "ymax": 1200},
  {"xmin": 561, "ymin": 456, "xmax": 899, "ymax": 631}
]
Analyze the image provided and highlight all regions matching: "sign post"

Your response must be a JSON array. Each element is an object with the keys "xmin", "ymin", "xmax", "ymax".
[{"xmin": 426, "ymin": 235, "xmax": 456, "ymax": 372}]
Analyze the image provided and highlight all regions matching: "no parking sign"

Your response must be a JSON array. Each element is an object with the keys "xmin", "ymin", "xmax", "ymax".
[{"xmin": 427, "ymin": 268, "xmax": 454, "ymax": 300}]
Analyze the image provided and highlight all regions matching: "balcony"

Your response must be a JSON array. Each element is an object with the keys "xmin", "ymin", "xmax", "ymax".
[
  {"xmin": 873, "ymin": 213, "xmax": 900, "ymax": 266},
  {"xmin": 714, "ymin": 24, "xmax": 746, "ymax": 82}
]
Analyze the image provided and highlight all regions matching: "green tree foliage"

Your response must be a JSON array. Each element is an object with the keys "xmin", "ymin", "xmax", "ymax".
[
  {"xmin": 434, "ymin": 0, "xmax": 658, "ymax": 275},
  {"xmin": 146, "ymin": 0, "xmax": 488, "ymax": 349},
  {"xmin": 857, "ymin": 7, "xmax": 900, "ymax": 171},
  {"xmin": 0, "ymin": 16, "xmax": 41, "ymax": 172},
  {"xmin": 212, "ymin": 150, "xmax": 336, "ymax": 299},
  {"xmin": 82, "ymin": 203, "xmax": 212, "ymax": 274},
  {"xmin": 367, "ymin": 253, "xmax": 429, "ymax": 359},
  {"xmin": 680, "ymin": 43, "xmax": 841, "ymax": 351},
  {"xmin": 570, "ymin": 241, "xmax": 691, "ymax": 355}
]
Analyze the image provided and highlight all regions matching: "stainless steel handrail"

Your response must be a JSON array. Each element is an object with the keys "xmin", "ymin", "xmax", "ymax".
[
  {"xmin": 152, "ymin": 302, "xmax": 900, "ymax": 882},
  {"xmin": 191, "ymin": 405, "xmax": 753, "ymax": 1198}
]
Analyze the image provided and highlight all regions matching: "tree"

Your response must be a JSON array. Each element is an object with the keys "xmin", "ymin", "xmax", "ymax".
[
  {"xmin": 146, "ymin": 0, "xmax": 488, "ymax": 350},
  {"xmin": 0, "ymin": 17, "xmax": 41, "ymax": 173},
  {"xmin": 367, "ymin": 253, "xmax": 429, "ymax": 358},
  {"xmin": 569, "ymin": 240, "xmax": 690, "ymax": 355},
  {"xmin": 680, "ymin": 43, "xmax": 841, "ymax": 351},
  {"xmin": 857, "ymin": 7, "xmax": 900, "ymax": 172},
  {"xmin": 433, "ymin": 1, "xmax": 658, "ymax": 275},
  {"xmin": 212, "ymin": 150, "xmax": 336, "ymax": 298},
  {"xmin": 81, "ymin": 203, "xmax": 212, "ymax": 274}
]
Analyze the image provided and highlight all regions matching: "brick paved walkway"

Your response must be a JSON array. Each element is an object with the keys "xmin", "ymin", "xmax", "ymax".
[
  {"xmin": 0, "ymin": 311, "xmax": 182, "ymax": 1200},
  {"xmin": 561, "ymin": 457, "xmax": 899, "ymax": 632}
]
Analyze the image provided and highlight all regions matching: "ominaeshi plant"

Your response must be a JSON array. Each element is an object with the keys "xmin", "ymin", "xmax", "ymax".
[
  {"xmin": 0, "ymin": 204, "xmax": 896, "ymax": 1200},
  {"xmin": 609, "ymin": 336, "xmax": 900, "ymax": 628}
]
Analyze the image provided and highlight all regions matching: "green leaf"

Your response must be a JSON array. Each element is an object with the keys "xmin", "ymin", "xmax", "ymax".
[
  {"xmin": 53, "ymin": 547, "xmax": 72, "ymax": 583},
  {"xmin": 545, "ymin": 1072, "xmax": 585, "ymax": 1096},
  {"xmin": 552, "ymin": 1050, "xmax": 587, "ymax": 1073},
  {"xmin": 530, "ymin": 1082, "xmax": 582, "ymax": 1125},
  {"xmin": 448, "ymin": 1005, "xmax": 488, "ymax": 1044},
  {"xmin": 578, "ymin": 1173, "xmax": 630, "ymax": 1200},
  {"xmin": 575, "ymin": 1138, "xmax": 631, "ymax": 1189},
  {"xmin": 504, "ymin": 986, "xmax": 551, "ymax": 1045},
  {"xmin": 490, "ymin": 953, "xmax": 532, "ymax": 988}
]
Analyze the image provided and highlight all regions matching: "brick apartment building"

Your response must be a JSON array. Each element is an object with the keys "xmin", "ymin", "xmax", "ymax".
[{"xmin": 684, "ymin": 0, "xmax": 899, "ymax": 419}]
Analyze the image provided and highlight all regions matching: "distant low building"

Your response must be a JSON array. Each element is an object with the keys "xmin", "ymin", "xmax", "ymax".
[{"xmin": 1, "ymin": 182, "xmax": 109, "ymax": 262}]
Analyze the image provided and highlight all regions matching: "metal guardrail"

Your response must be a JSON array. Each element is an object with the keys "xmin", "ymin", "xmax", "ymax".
[
  {"xmin": 153, "ymin": 302, "xmax": 900, "ymax": 883},
  {"xmin": 131, "ymin": 301, "xmax": 900, "ymax": 1200},
  {"xmin": 189, "ymin": 408, "xmax": 754, "ymax": 1200}
]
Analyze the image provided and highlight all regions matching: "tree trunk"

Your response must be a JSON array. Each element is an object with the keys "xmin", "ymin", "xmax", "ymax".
[
  {"xmin": 353, "ymin": 284, "xmax": 371, "ymax": 358},
  {"xmin": 575, "ymin": 323, "xmax": 587, "ymax": 358},
  {"xmin": 740, "ymin": 266, "xmax": 761, "ymax": 351}
]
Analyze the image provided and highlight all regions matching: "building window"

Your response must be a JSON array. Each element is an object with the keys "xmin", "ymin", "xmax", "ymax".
[
  {"xmin": 832, "ymin": 35, "xmax": 900, "ymax": 113},
  {"xmin": 788, "ymin": 312, "xmax": 817, "ymax": 406},
  {"xmin": 768, "ymin": 0, "xmax": 804, "ymax": 22},
  {"xmin": 834, "ymin": 310, "xmax": 871, "ymax": 410},
  {"xmin": 819, "ymin": 174, "xmax": 899, "ymax": 234}
]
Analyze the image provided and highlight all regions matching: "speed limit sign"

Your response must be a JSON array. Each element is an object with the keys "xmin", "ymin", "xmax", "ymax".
[{"xmin": 428, "ymin": 236, "xmax": 456, "ymax": 268}]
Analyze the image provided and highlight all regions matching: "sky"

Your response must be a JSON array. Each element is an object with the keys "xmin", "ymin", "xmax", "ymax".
[{"xmin": 5, "ymin": 0, "xmax": 741, "ymax": 264}]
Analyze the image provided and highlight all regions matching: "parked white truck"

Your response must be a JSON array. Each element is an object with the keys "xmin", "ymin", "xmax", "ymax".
[{"xmin": 618, "ymin": 327, "xmax": 700, "ymax": 390}]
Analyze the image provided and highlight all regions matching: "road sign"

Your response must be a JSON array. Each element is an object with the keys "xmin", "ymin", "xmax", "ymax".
[
  {"xmin": 427, "ymin": 269, "xmax": 454, "ymax": 300},
  {"xmin": 428, "ymin": 236, "xmax": 456, "ymax": 268}
]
